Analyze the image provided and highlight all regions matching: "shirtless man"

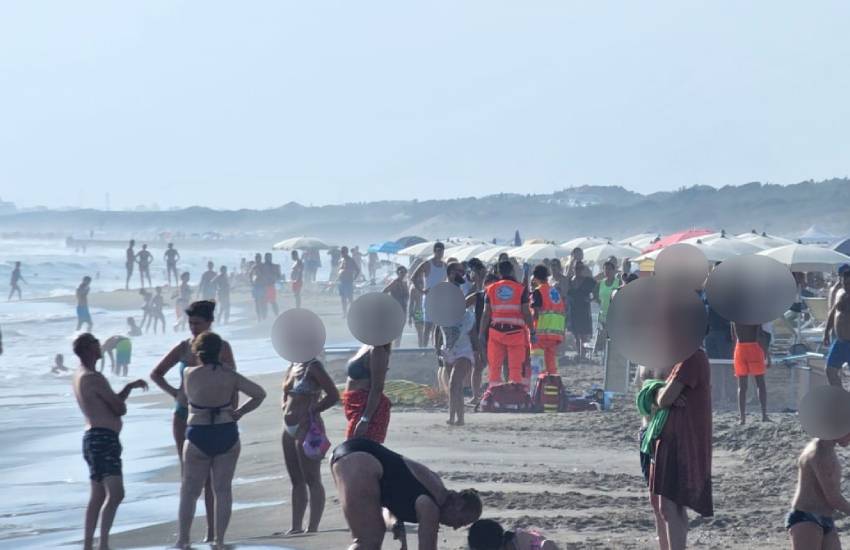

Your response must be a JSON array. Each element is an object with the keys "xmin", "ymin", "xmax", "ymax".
[
  {"xmin": 337, "ymin": 246, "xmax": 360, "ymax": 317},
  {"xmin": 135, "ymin": 245, "xmax": 153, "ymax": 289},
  {"xmin": 214, "ymin": 266, "xmax": 231, "ymax": 323},
  {"xmin": 264, "ymin": 253, "xmax": 282, "ymax": 317},
  {"xmin": 99, "ymin": 335, "xmax": 132, "ymax": 376},
  {"xmin": 197, "ymin": 261, "xmax": 217, "ymax": 301},
  {"xmin": 410, "ymin": 242, "xmax": 447, "ymax": 347},
  {"xmin": 148, "ymin": 287, "xmax": 166, "ymax": 334},
  {"xmin": 732, "ymin": 322, "xmax": 769, "ymax": 424},
  {"xmin": 124, "ymin": 240, "xmax": 135, "ymax": 290},
  {"xmin": 71, "ymin": 333, "xmax": 148, "ymax": 550},
  {"xmin": 249, "ymin": 253, "xmax": 266, "ymax": 321},
  {"xmin": 828, "ymin": 266, "xmax": 850, "ymax": 315},
  {"xmin": 824, "ymin": 290, "xmax": 850, "ymax": 387},
  {"xmin": 8, "ymin": 261, "xmax": 25, "ymax": 301},
  {"xmin": 164, "ymin": 243, "xmax": 181, "ymax": 286},
  {"xmin": 77, "ymin": 276, "xmax": 93, "ymax": 332},
  {"xmin": 787, "ymin": 411, "xmax": 850, "ymax": 548}
]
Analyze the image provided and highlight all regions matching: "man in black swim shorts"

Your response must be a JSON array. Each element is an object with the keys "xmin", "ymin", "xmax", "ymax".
[{"xmin": 72, "ymin": 333, "xmax": 148, "ymax": 550}]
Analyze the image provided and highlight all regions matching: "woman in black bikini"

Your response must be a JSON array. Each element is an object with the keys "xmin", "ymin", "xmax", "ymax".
[
  {"xmin": 331, "ymin": 438, "xmax": 482, "ymax": 550},
  {"xmin": 177, "ymin": 331, "xmax": 266, "ymax": 549},
  {"xmin": 281, "ymin": 358, "xmax": 339, "ymax": 535}
]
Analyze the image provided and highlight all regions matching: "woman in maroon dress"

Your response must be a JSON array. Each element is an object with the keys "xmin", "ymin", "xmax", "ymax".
[{"xmin": 649, "ymin": 349, "xmax": 713, "ymax": 550}]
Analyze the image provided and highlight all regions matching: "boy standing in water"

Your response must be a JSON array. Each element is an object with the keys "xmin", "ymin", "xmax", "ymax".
[
  {"xmin": 732, "ymin": 322, "xmax": 769, "ymax": 424},
  {"xmin": 72, "ymin": 333, "xmax": 148, "ymax": 550},
  {"xmin": 76, "ymin": 276, "xmax": 93, "ymax": 332}
]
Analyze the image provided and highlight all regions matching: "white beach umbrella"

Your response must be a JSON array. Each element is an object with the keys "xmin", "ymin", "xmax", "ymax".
[
  {"xmin": 477, "ymin": 246, "xmax": 512, "ymax": 264},
  {"xmin": 618, "ymin": 233, "xmax": 657, "ymax": 249},
  {"xmin": 683, "ymin": 236, "xmax": 762, "ymax": 255},
  {"xmin": 757, "ymin": 244, "xmax": 850, "ymax": 272},
  {"xmin": 561, "ymin": 236, "xmax": 607, "ymax": 250},
  {"xmin": 508, "ymin": 244, "xmax": 571, "ymax": 263},
  {"xmin": 445, "ymin": 244, "xmax": 496, "ymax": 262},
  {"xmin": 737, "ymin": 233, "xmax": 795, "ymax": 250},
  {"xmin": 582, "ymin": 243, "xmax": 641, "ymax": 264},
  {"xmin": 634, "ymin": 242, "xmax": 734, "ymax": 264},
  {"xmin": 398, "ymin": 241, "xmax": 440, "ymax": 258},
  {"xmin": 272, "ymin": 236, "xmax": 332, "ymax": 250}
]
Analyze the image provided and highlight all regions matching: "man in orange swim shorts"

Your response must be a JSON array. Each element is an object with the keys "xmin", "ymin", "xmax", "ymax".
[{"xmin": 733, "ymin": 322, "xmax": 769, "ymax": 425}]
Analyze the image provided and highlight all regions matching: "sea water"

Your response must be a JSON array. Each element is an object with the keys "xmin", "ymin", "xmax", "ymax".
[{"xmin": 0, "ymin": 239, "xmax": 300, "ymax": 548}]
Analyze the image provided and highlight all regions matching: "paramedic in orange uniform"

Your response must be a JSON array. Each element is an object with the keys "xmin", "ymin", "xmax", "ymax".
[
  {"xmin": 479, "ymin": 261, "xmax": 534, "ymax": 386},
  {"xmin": 530, "ymin": 264, "xmax": 565, "ymax": 375}
]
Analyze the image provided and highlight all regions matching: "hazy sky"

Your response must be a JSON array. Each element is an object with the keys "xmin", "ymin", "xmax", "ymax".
[{"xmin": 1, "ymin": 2, "xmax": 848, "ymax": 210}]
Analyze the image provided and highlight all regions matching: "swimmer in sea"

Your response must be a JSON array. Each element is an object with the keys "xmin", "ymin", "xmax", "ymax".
[
  {"xmin": 135, "ymin": 244, "xmax": 153, "ymax": 289},
  {"xmin": 51, "ymin": 353, "xmax": 69, "ymax": 374}
]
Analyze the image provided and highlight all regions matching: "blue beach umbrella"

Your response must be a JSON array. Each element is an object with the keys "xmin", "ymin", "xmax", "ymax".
[{"xmin": 368, "ymin": 241, "xmax": 402, "ymax": 254}]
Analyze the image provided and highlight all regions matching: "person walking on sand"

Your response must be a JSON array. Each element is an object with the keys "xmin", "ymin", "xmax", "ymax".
[
  {"xmin": 787, "ymin": 389, "xmax": 850, "ymax": 550},
  {"xmin": 383, "ymin": 266, "xmax": 410, "ymax": 348},
  {"xmin": 197, "ymin": 261, "xmax": 217, "ymax": 301},
  {"xmin": 164, "ymin": 243, "xmax": 181, "ymax": 286},
  {"xmin": 732, "ymin": 322, "xmax": 769, "ymax": 424},
  {"xmin": 249, "ymin": 253, "xmax": 267, "ymax": 322},
  {"xmin": 291, "ymin": 251, "xmax": 305, "ymax": 309},
  {"xmin": 71, "ymin": 333, "xmax": 148, "ymax": 550},
  {"xmin": 479, "ymin": 261, "xmax": 533, "ymax": 387},
  {"xmin": 331, "ymin": 439, "xmax": 482, "ymax": 550},
  {"xmin": 439, "ymin": 262, "xmax": 476, "ymax": 426},
  {"xmin": 565, "ymin": 248, "xmax": 594, "ymax": 363},
  {"xmin": 264, "ymin": 253, "xmax": 282, "ymax": 317},
  {"xmin": 337, "ymin": 246, "xmax": 360, "ymax": 318},
  {"xmin": 8, "ymin": 261, "xmax": 25, "ymax": 301},
  {"xmin": 467, "ymin": 259, "xmax": 491, "ymax": 403},
  {"xmin": 124, "ymin": 240, "xmax": 135, "ymax": 290},
  {"xmin": 648, "ymin": 349, "xmax": 713, "ymax": 550},
  {"xmin": 824, "ymin": 290, "xmax": 850, "ymax": 387},
  {"xmin": 151, "ymin": 300, "xmax": 237, "ymax": 544},
  {"xmin": 177, "ymin": 331, "xmax": 266, "ymax": 549},
  {"xmin": 343, "ymin": 344, "xmax": 392, "ymax": 443},
  {"xmin": 411, "ymin": 242, "xmax": 447, "ymax": 347},
  {"xmin": 281, "ymin": 358, "xmax": 340, "ymax": 534},
  {"xmin": 214, "ymin": 266, "xmax": 231, "ymax": 324},
  {"xmin": 135, "ymin": 244, "xmax": 153, "ymax": 289},
  {"xmin": 76, "ymin": 276, "xmax": 93, "ymax": 332}
]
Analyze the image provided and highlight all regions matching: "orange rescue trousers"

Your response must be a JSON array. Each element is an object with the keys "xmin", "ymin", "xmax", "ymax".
[{"xmin": 487, "ymin": 328, "xmax": 528, "ymax": 385}]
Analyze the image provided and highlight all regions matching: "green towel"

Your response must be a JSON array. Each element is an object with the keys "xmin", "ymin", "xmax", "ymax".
[{"xmin": 636, "ymin": 379, "xmax": 669, "ymax": 455}]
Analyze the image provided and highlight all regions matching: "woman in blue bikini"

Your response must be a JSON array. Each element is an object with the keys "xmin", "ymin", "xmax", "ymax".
[{"xmin": 150, "ymin": 300, "xmax": 237, "ymax": 543}]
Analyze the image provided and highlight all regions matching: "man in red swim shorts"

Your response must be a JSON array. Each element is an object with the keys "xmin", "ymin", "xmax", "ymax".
[{"xmin": 733, "ymin": 322, "xmax": 769, "ymax": 425}]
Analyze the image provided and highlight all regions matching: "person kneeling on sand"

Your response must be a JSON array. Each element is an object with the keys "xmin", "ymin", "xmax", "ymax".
[
  {"xmin": 177, "ymin": 331, "xmax": 266, "ymax": 549},
  {"xmin": 787, "ymin": 388, "xmax": 850, "ymax": 549},
  {"xmin": 281, "ymin": 357, "xmax": 340, "ymax": 534},
  {"xmin": 331, "ymin": 438, "xmax": 482, "ymax": 550},
  {"xmin": 468, "ymin": 518, "xmax": 559, "ymax": 550},
  {"xmin": 71, "ymin": 333, "xmax": 148, "ymax": 550}
]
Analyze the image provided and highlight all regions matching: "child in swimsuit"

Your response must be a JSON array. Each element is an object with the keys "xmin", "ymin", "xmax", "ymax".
[{"xmin": 469, "ymin": 519, "xmax": 559, "ymax": 550}]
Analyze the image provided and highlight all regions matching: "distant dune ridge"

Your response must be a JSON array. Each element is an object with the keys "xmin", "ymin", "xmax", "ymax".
[{"xmin": 1, "ymin": 179, "xmax": 848, "ymax": 244}]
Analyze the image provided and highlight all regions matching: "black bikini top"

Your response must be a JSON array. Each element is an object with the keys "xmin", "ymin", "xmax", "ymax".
[{"xmin": 347, "ymin": 351, "xmax": 370, "ymax": 380}]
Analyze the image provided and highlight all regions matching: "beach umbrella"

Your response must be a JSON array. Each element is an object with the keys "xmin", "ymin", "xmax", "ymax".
[
  {"xmin": 445, "ymin": 244, "xmax": 495, "ymax": 262},
  {"xmin": 394, "ymin": 235, "xmax": 427, "ymax": 248},
  {"xmin": 737, "ymin": 232, "xmax": 795, "ymax": 250},
  {"xmin": 368, "ymin": 241, "xmax": 402, "ymax": 254},
  {"xmin": 398, "ymin": 241, "xmax": 440, "ymax": 258},
  {"xmin": 582, "ymin": 243, "xmax": 641, "ymax": 265},
  {"xmin": 618, "ymin": 233, "xmax": 657, "ymax": 248},
  {"xmin": 477, "ymin": 246, "xmax": 512, "ymax": 264},
  {"xmin": 561, "ymin": 236, "xmax": 607, "ymax": 250},
  {"xmin": 683, "ymin": 236, "xmax": 762, "ymax": 255},
  {"xmin": 757, "ymin": 244, "xmax": 850, "ymax": 272},
  {"xmin": 508, "ymin": 244, "xmax": 571, "ymax": 263},
  {"xmin": 634, "ymin": 241, "xmax": 733, "ymax": 264},
  {"xmin": 641, "ymin": 229, "xmax": 714, "ymax": 253},
  {"xmin": 272, "ymin": 236, "xmax": 332, "ymax": 250},
  {"xmin": 832, "ymin": 238, "xmax": 850, "ymax": 257}
]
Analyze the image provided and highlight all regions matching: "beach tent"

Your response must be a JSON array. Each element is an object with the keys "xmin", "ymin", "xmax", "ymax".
[
  {"xmin": 798, "ymin": 225, "xmax": 838, "ymax": 246},
  {"xmin": 394, "ymin": 235, "xmax": 427, "ymax": 249},
  {"xmin": 272, "ymin": 236, "xmax": 332, "ymax": 250},
  {"xmin": 641, "ymin": 229, "xmax": 713, "ymax": 253},
  {"xmin": 582, "ymin": 243, "xmax": 641, "ymax": 265},
  {"xmin": 368, "ymin": 241, "xmax": 402, "ymax": 254},
  {"xmin": 832, "ymin": 238, "xmax": 850, "ymax": 257},
  {"xmin": 508, "ymin": 244, "xmax": 570, "ymax": 263},
  {"xmin": 561, "ymin": 237, "xmax": 607, "ymax": 250},
  {"xmin": 758, "ymin": 244, "xmax": 850, "ymax": 272},
  {"xmin": 398, "ymin": 241, "xmax": 439, "ymax": 259}
]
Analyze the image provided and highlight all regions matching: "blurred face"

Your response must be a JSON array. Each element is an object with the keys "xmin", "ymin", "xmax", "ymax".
[
  {"xmin": 572, "ymin": 248, "xmax": 583, "ymax": 262},
  {"xmin": 207, "ymin": 262, "xmax": 214, "ymax": 269},
  {"xmin": 604, "ymin": 264, "xmax": 615, "ymax": 278},
  {"xmin": 448, "ymin": 265, "xmax": 465, "ymax": 283},
  {"xmin": 434, "ymin": 245, "xmax": 445, "ymax": 260},
  {"xmin": 397, "ymin": 267, "xmax": 407, "ymax": 279},
  {"xmin": 188, "ymin": 316, "xmax": 212, "ymax": 336},
  {"xmin": 439, "ymin": 493, "xmax": 479, "ymax": 528}
]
